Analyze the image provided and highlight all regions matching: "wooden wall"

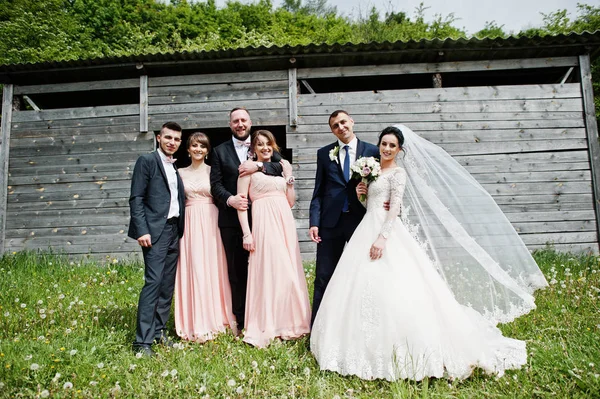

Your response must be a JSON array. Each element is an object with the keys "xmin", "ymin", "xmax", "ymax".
[
  {"xmin": 1, "ymin": 56, "xmax": 598, "ymax": 260},
  {"xmin": 291, "ymin": 57, "xmax": 600, "ymax": 258},
  {"xmin": 4, "ymin": 79, "xmax": 150, "ymax": 259}
]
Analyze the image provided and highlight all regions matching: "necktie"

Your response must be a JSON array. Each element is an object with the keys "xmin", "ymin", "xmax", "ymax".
[
  {"xmin": 342, "ymin": 145, "xmax": 350, "ymax": 212},
  {"xmin": 343, "ymin": 145, "xmax": 350, "ymax": 182}
]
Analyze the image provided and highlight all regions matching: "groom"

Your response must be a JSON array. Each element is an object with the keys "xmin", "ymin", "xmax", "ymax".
[
  {"xmin": 309, "ymin": 110, "xmax": 379, "ymax": 324},
  {"xmin": 128, "ymin": 122, "xmax": 186, "ymax": 357},
  {"xmin": 210, "ymin": 107, "xmax": 282, "ymax": 331}
]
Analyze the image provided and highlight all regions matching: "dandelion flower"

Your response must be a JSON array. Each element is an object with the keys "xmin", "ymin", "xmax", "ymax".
[
  {"xmin": 227, "ymin": 379, "xmax": 236, "ymax": 387},
  {"xmin": 63, "ymin": 382, "xmax": 73, "ymax": 389},
  {"xmin": 30, "ymin": 363, "xmax": 40, "ymax": 371},
  {"xmin": 236, "ymin": 387, "xmax": 243, "ymax": 394},
  {"xmin": 20, "ymin": 303, "xmax": 26, "ymax": 308}
]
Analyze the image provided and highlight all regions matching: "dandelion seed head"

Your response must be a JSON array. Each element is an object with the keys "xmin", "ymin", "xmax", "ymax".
[
  {"xmin": 70, "ymin": 350, "xmax": 77, "ymax": 356},
  {"xmin": 65, "ymin": 328, "xmax": 72, "ymax": 334},
  {"xmin": 251, "ymin": 361, "xmax": 258, "ymax": 368},
  {"xmin": 135, "ymin": 352, "xmax": 143, "ymax": 359},
  {"xmin": 63, "ymin": 382, "xmax": 73, "ymax": 389},
  {"xmin": 236, "ymin": 387, "xmax": 243, "ymax": 394},
  {"xmin": 129, "ymin": 364, "xmax": 137, "ymax": 371},
  {"xmin": 20, "ymin": 303, "xmax": 26, "ymax": 308},
  {"xmin": 239, "ymin": 372, "xmax": 245, "ymax": 380},
  {"xmin": 161, "ymin": 370, "xmax": 169, "ymax": 378},
  {"xmin": 227, "ymin": 379, "xmax": 236, "ymax": 387},
  {"xmin": 40, "ymin": 389, "xmax": 50, "ymax": 398},
  {"xmin": 89, "ymin": 381, "xmax": 98, "ymax": 386},
  {"xmin": 30, "ymin": 363, "xmax": 40, "ymax": 371},
  {"xmin": 96, "ymin": 362, "xmax": 104, "ymax": 369},
  {"xmin": 37, "ymin": 300, "xmax": 43, "ymax": 305},
  {"xmin": 199, "ymin": 386, "xmax": 206, "ymax": 393},
  {"xmin": 170, "ymin": 369, "xmax": 177, "ymax": 377},
  {"xmin": 24, "ymin": 354, "xmax": 32, "ymax": 360}
]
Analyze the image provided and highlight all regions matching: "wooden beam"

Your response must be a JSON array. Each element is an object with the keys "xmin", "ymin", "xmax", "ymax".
[
  {"xmin": 0, "ymin": 84, "xmax": 14, "ymax": 253},
  {"xmin": 579, "ymin": 54, "xmax": 600, "ymax": 251},
  {"xmin": 140, "ymin": 75, "xmax": 148, "ymax": 133},
  {"xmin": 14, "ymin": 78, "xmax": 140, "ymax": 95},
  {"xmin": 288, "ymin": 68, "xmax": 298, "ymax": 127},
  {"xmin": 22, "ymin": 95, "xmax": 41, "ymax": 111}
]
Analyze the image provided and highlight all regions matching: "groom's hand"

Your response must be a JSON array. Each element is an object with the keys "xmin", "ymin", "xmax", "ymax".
[
  {"xmin": 137, "ymin": 234, "xmax": 152, "ymax": 248},
  {"xmin": 238, "ymin": 161, "xmax": 258, "ymax": 177},
  {"xmin": 229, "ymin": 194, "xmax": 249, "ymax": 210},
  {"xmin": 309, "ymin": 226, "xmax": 321, "ymax": 243}
]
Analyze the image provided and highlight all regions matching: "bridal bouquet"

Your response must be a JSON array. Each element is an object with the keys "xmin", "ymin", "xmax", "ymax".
[{"xmin": 350, "ymin": 156, "xmax": 381, "ymax": 202}]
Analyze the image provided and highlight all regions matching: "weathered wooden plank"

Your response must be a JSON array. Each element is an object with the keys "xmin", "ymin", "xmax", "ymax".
[
  {"xmin": 149, "ymin": 70, "xmax": 288, "ymax": 87},
  {"xmin": 0, "ymin": 83, "xmax": 14, "ymax": 253},
  {"xmin": 528, "ymin": 243, "xmax": 598, "ymax": 253},
  {"xmin": 8, "ymin": 160, "xmax": 137, "ymax": 178},
  {"xmin": 6, "ymin": 207, "xmax": 131, "ymax": 229},
  {"xmin": 7, "ymin": 240, "xmax": 138, "ymax": 254},
  {"xmin": 499, "ymin": 202, "xmax": 594, "ymax": 213},
  {"xmin": 504, "ymin": 210, "xmax": 596, "ymax": 223},
  {"xmin": 9, "ymin": 124, "xmax": 141, "ymax": 139},
  {"xmin": 579, "ymin": 54, "xmax": 600, "ymax": 247},
  {"xmin": 480, "ymin": 181, "xmax": 592, "ymax": 197},
  {"xmin": 7, "ymin": 233, "xmax": 132, "ymax": 247},
  {"xmin": 298, "ymin": 112, "xmax": 583, "ymax": 124},
  {"xmin": 10, "ymin": 132, "xmax": 152, "ymax": 149},
  {"xmin": 140, "ymin": 75, "xmax": 148, "ymax": 133},
  {"xmin": 6, "ymin": 198, "xmax": 129, "ymax": 212},
  {"xmin": 512, "ymin": 220, "xmax": 596, "ymax": 234},
  {"xmin": 147, "ymin": 111, "xmax": 289, "ymax": 130},
  {"xmin": 299, "ymin": 98, "xmax": 584, "ymax": 117},
  {"xmin": 297, "ymin": 57, "xmax": 579, "ymax": 79},
  {"xmin": 14, "ymin": 79, "xmax": 140, "ymax": 95},
  {"xmin": 289, "ymin": 68, "xmax": 298, "ymax": 127},
  {"xmin": 5, "ymin": 224, "xmax": 128, "ymax": 238},
  {"xmin": 8, "ymin": 170, "xmax": 133, "ymax": 186},
  {"xmin": 288, "ymin": 128, "xmax": 587, "ymax": 148},
  {"xmin": 295, "ymin": 120, "xmax": 585, "ymax": 136},
  {"xmin": 297, "ymin": 84, "xmax": 582, "ymax": 106},
  {"xmin": 7, "ymin": 187, "xmax": 131, "ymax": 203},
  {"xmin": 8, "ymin": 179, "xmax": 131, "ymax": 195},
  {"xmin": 9, "ymin": 139, "xmax": 151, "ymax": 158},
  {"xmin": 8, "ymin": 151, "xmax": 144, "ymax": 169},
  {"xmin": 13, "ymin": 104, "xmax": 139, "ymax": 123},
  {"xmin": 149, "ymin": 90, "xmax": 288, "ymax": 106},
  {"xmin": 149, "ymin": 80, "xmax": 288, "ymax": 97},
  {"xmin": 12, "ymin": 115, "xmax": 140, "ymax": 130},
  {"xmin": 149, "ymin": 98, "xmax": 288, "ymax": 115},
  {"xmin": 518, "ymin": 231, "xmax": 598, "ymax": 245}
]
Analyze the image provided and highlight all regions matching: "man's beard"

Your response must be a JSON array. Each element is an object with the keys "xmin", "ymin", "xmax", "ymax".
[{"xmin": 232, "ymin": 129, "xmax": 250, "ymax": 141}]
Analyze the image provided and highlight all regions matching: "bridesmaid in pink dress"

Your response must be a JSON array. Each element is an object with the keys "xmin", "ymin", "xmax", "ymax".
[
  {"xmin": 175, "ymin": 132, "xmax": 236, "ymax": 342},
  {"xmin": 237, "ymin": 130, "xmax": 311, "ymax": 348}
]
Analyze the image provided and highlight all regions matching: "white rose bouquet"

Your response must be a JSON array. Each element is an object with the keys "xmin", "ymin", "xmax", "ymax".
[{"xmin": 350, "ymin": 156, "xmax": 381, "ymax": 202}]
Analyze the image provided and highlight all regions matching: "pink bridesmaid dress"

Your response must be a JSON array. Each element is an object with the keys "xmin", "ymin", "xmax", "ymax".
[
  {"xmin": 243, "ymin": 172, "xmax": 311, "ymax": 348},
  {"xmin": 175, "ymin": 166, "xmax": 236, "ymax": 342}
]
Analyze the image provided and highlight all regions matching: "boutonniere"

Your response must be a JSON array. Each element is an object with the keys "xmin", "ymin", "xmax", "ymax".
[{"xmin": 329, "ymin": 146, "xmax": 340, "ymax": 164}]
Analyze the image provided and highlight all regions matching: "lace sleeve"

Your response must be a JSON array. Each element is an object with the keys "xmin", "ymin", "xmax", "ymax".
[{"xmin": 380, "ymin": 168, "xmax": 407, "ymax": 238}]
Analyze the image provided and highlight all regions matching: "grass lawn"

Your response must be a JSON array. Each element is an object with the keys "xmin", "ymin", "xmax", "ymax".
[{"xmin": 0, "ymin": 249, "xmax": 599, "ymax": 398}]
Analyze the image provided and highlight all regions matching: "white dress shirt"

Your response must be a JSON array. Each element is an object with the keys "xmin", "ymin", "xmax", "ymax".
[
  {"xmin": 157, "ymin": 149, "xmax": 180, "ymax": 219},
  {"xmin": 232, "ymin": 136, "xmax": 251, "ymax": 164}
]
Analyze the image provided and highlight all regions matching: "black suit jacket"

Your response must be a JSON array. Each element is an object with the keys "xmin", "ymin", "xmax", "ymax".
[
  {"xmin": 309, "ymin": 139, "xmax": 379, "ymax": 229},
  {"xmin": 128, "ymin": 151, "xmax": 186, "ymax": 244},
  {"xmin": 210, "ymin": 139, "xmax": 282, "ymax": 228}
]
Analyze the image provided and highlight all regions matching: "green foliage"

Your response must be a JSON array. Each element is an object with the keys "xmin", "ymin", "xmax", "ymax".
[{"xmin": 0, "ymin": 249, "xmax": 599, "ymax": 397}]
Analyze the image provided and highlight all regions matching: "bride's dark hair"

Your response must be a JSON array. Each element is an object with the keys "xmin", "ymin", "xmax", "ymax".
[{"xmin": 377, "ymin": 126, "xmax": 405, "ymax": 155}]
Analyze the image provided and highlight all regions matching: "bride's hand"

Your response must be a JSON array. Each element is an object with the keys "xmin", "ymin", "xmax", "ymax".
[
  {"xmin": 369, "ymin": 236, "xmax": 386, "ymax": 260},
  {"xmin": 356, "ymin": 182, "xmax": 368, "ymax": 199},
  {"xmin": 243, "ymin": 233, "xmax": 255, "ymax": 252}
]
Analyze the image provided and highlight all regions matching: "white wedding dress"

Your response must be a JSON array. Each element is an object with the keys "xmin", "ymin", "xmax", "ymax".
[{"xmin": 310, "ymin": 167, "xmax": 530, "ymax": 381}]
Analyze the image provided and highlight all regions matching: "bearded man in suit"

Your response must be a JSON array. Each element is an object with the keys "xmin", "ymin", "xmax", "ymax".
[{"xmin": 210, "ymin": 107, "xmax": 282, "ymax": 332}]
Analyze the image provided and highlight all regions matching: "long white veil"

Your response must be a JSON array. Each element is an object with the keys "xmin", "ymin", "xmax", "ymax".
[{"xmin": 395, "ymin": 124, "xmax": 548, "ymax": 324}]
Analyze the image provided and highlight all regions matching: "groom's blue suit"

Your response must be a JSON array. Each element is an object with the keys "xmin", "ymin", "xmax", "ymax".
[{"xmin": 309, "ymin": 139, "xmax": 379, "ymax": 324}]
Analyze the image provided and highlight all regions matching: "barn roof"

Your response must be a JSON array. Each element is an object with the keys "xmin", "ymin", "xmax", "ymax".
[{"xmin": 1, "ymin": 31, "xmax": 600, "ymax": 85}]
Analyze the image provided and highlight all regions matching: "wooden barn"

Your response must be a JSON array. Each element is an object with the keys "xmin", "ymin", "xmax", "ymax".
[{"xmin": 1, "ymin": 32, "xmax": 600, "ymax": 260}]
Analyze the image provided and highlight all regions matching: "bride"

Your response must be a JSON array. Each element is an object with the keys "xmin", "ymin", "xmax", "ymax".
[{"xmin": 310, "ymin": 125, "xmax": 548, "ymax": 381}]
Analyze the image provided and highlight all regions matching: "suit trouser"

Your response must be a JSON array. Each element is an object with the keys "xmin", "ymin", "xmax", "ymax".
[
  {"xmin": 311, "ymin": 211, "xmax": 362, "ymax": 326},
  {"xmin": 220, "ymin": 227, "xmax": 248, "ymax": 329},
  {"xmin": 134, "ymin": 221, "xmax": 180, "ymax": 346}
]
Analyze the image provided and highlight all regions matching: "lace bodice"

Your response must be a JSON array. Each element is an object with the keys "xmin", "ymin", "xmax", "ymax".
[
  {"xmin": 249, "ymin": 172, "xmax": 287, "ymax": 201},
  {"xmin": 365, "ymin": 167, "xmax": 407, "ymax": 238},
  {"xmin": 178, "ymin": 166, "xmax": 212, "ymax": 199}
]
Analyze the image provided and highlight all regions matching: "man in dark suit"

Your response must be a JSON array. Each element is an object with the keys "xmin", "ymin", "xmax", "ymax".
[
  {"xmin": 308, "ymin": 110, "xmax": 379, "ymax": 325},
  {"xmin": 210, "ymin": 107, "xmax": 282, "ymax": 332},
  {"xmin": 128, "ymin": 121, "xmax": 186, "ymax": 357}
]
